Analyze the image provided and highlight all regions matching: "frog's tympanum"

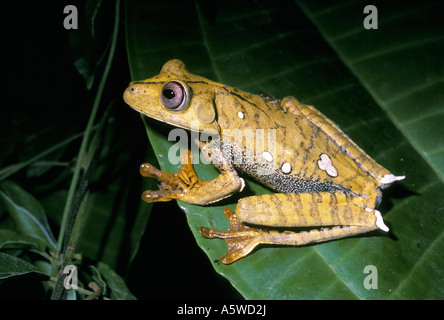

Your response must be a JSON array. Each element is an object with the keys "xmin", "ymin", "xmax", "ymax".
[{"xmin": 123, "ymin": 59, "xmax": 404, "ymax": 264}]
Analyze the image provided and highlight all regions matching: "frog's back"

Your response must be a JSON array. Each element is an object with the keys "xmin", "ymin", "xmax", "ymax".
[{"xmin": 213, "ymin": 86, "xmax": 380, "ymax": 199}]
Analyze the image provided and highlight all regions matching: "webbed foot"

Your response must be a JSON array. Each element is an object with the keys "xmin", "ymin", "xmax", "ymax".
[
  {"xmin": 140, "ymin": 149, "xmax": 202, "ymax": 203},
  {"xmin": 199, "ymin": 208, "xmax": 265, "ymax": 264}
]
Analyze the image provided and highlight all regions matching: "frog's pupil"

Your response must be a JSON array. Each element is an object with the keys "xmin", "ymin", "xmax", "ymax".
[{"xmin": 163, "ymin": 89, "xmax": 175, "ymax": 100}]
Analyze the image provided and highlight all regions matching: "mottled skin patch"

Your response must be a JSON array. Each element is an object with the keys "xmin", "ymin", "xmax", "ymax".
[{"xmin": 124, "ymin": 59, "xmax": 405, "ymax": 264}]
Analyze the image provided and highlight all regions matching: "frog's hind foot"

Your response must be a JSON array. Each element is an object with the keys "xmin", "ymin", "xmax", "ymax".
[
  {"xmin": 199, "ymin": 208, "xmax": 265, "ymax": 264},
  {"xmin": 139, "ymin": 149, "xmax": 202, "ymax": 203}
]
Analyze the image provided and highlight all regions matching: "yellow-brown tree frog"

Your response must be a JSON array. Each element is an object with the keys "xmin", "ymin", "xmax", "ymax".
[{"xmin": 123, "ymin": 59, "xmax": 404, "ymax": 264}]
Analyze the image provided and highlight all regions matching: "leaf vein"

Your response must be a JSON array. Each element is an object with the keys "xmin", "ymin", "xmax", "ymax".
[
  {"xmin": 388, "ymin": 231, "xmax": 444, "ymax": 299},
  {"xmin": 348, "ymin": 36, "xmax": 444, "ymax": 64}
]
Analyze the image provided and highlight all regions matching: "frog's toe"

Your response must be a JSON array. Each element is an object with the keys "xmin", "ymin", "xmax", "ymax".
[
  {"xmin": 221, "ymin": 235, "xmax": 262, "ymax": 264},
  {"xmin": 138, "ymin": 149, "xmax": 204, "ymax": 203},
  {"xmin": 140, "ymin": 149, "xmax": 201, "ymax": 185},
  {"xmin": 141, "ymin": 179, "xmax": 191, "ymax": 203},
  {"xmin": 139, "ymin": 163, "xmax": 164, "ymax": 179},
  {"xmin": 141, "ymin": 190, "xmax": 174, "ymax": 203},
  {"xmin": 199, "ymin": 208, "xmax": 264, "ymax": 264}
]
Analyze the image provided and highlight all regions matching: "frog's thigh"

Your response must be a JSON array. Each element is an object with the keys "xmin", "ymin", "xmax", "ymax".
[
  {"xmin": 236, "ymin": 192, "xmax": 381, "ymax": 229},
  {"xmin": 281, "ymin": 96, "xmax": 392, "ymax": 184}
]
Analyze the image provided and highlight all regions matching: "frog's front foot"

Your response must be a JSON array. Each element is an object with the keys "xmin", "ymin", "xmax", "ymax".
[
  {"xmin": 140, "ymin": 149, "xmax": 202, "ymax": 203},
  {"xmin": 199, "ymin": 208, "xmax": 265, "ymax": 264}
]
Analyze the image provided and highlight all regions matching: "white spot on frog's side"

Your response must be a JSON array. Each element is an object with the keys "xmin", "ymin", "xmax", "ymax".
[
  {"xmin": 374, "ymin": 210, "xmax": 389, "ymax": 232},
  {"xmin": 262, "ymin": 151, "xmax": 273, "ymax": 162},
  {"xmin": 281, "ymin": 162, "xmax": 292, "ymax": 174},
  {"xmin": 317, "ymin": 154, "xmax": 338, "ymax": 177},
  {"xmin": 237, "ymin": 111, "xmax": 245, "ymax": 119},
  {"xmin": 380, "ymin": 174, "xmax": 405, "ymax": 184}
]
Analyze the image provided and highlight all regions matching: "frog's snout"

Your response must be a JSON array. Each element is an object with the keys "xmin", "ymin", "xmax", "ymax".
[
  {"xmin": 123, "ymin": 82, "xmax": 141, "ymax": 105},
  {"xmin": 123, "ymin": 85, "xmax": 132, "ymax": 104},
  {"xmin": 126, "ymin": 81, "xmax": 146, "ymax": 92}
]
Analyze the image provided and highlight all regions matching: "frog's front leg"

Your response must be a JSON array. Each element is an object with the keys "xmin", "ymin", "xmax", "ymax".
[
  {"xmin": 140, "ymin": 149, "xmax": 243, "ymax": 205},
  {"xmin": 199, "ymin": 191, "xmax": 388, "ymax": 264}
]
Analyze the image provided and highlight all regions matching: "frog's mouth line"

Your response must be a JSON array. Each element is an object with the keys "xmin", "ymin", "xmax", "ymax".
[{"xmin": 136, "ymin": 110, "xmax": 191, "ymax": 131}]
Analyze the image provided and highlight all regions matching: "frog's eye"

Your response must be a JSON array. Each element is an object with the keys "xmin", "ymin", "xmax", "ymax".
[{"xmin": 161, "ymin": 81, "xmax": 188, "ymax": 110}]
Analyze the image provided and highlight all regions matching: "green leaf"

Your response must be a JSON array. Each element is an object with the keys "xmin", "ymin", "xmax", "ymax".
[
  {"xmin": 0, "ymin": 252, "xmax": 46, "ymax": 280},
  {"xmin": 89, "ymin": 265, "xmax": 107, "ymax": 297},
  {"xmin": 69, "ymin": 0, "xmax": 113, "ymax": 89},
  {"xmin": 0, "ymin": 181, "xmax": 56, "ymax": 251},
  {"xmin": 125, "ymin": 0, "xmax": 444, "ymax": 299},
  {"xmin": 0, "ymin": 229, "xmax": 46, "ymax": 252},
  {"xmin": 97, "ymin": 262, "xmax": 136, "ymax": 300},
  {"xmin": 297, "ymin": 0, "xmax": 444, "ymax": 182}
]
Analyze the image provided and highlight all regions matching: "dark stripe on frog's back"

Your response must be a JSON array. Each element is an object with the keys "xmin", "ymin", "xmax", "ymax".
[{"xmin": 221, "ymin": 87, "xmax": 273, "ymax": 117}]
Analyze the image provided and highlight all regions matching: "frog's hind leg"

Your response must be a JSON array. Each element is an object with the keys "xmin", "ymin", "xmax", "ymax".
[
  {"xmin": 234, "ymin": 192, "xmax": 386, "ymax": 229},
  {"xmin": 281, "ymin": 97, "xmax": 404, "ymax": 188},
  {"xmin": 199, "ymin": 192, "xmax": 388, "ymax": 264},
  {"xmin": 199, "ymin": 208, "xmax": 377, "ymax": 264}
]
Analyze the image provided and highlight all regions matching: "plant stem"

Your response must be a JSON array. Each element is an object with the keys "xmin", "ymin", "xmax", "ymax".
[
  {"xmin": 56, "ymin": 0, "xmax": 120, "ymax": 255},
  {"xmin": 51, "ymin": 0, "xmax": 120, "ymax": 300}
]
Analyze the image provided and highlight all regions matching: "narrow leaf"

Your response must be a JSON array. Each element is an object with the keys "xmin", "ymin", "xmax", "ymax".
[
  {"xmin": 97, "ymin": 262, "xmax": 136, "ymax": 300},
  {"xmin": 0, "ymin": 181, "xmax": 56, "ymax": 250},
  {"xmin": 0, "ymin": 252, "xmax": 46, "ymax": 280},
  {"xmin": 0, "ymin": 229, "xmax": 46, "ymax": 251}
]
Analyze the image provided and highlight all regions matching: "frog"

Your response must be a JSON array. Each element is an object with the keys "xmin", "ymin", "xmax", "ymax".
[{"xmin": 123, "ymin": 59, "xmax": 405, "ymax": 264}]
